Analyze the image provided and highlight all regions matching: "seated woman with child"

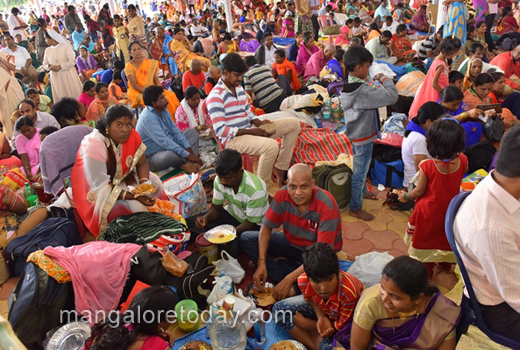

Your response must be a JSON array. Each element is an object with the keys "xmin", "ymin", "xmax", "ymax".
[
  {"xmin": 70, "ymin": 105, "xmax": 167, "ymax": 238},
  {"xmin": 86, "ymin": 82, "xmax": 119, "ymax": 123}
]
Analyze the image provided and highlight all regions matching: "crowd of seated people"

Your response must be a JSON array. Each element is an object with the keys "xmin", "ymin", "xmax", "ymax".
[{"xmin": 1, "ymin": 0, "xmax": 520, "ymax": 348}]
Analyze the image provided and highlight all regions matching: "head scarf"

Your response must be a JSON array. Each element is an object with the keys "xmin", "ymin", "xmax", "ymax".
[
  {"xmin": 463, "ymin": 57, "xmax": 482, "ymax": 92},
  {"xmin": 46, "ymin": 29, "xmax": 72, "ymax": 47}
]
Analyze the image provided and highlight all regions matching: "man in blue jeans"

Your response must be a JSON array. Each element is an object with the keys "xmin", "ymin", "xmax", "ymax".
[
  {"xmin": 340, "ymin": 46, "xmax": 398, "ymax": 221},
  {"xmin": 239, "ymin": 164, "xmax": 342, "ymax": 301}
]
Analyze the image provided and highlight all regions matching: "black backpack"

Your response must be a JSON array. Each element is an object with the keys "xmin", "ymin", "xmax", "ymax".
[
  {"xmin": 8, "ymin": 262, "xmax": 74, "ymax": 347},
  {"xmin": 170, "ymin": 77, "xmax": 184, "ymax": 102},
  {"xmin": 5, "ymin": 218, "xmax": 83, "ymax": 276},
  {"xmin": 464, "ymin": 141, "xmax": 497, "ymax": 174}
]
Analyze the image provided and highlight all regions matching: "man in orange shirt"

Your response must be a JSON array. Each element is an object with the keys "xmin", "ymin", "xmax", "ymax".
[
  {"xmin": 182, "ymin": 59, "xmax": 206, "ymax": 91},
  {"xmin": 490, "ymin": 46, "xmax": 520, "ymax": 94}
]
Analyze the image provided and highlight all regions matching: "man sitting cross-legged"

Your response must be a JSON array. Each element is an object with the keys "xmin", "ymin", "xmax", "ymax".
[
  {"xmin": 239, "ymin": 163, "xmax": 342, "ymax": 301},
  {"xmin": 186, "ymin": 149, "xmax": 269, "ymax": 257}
]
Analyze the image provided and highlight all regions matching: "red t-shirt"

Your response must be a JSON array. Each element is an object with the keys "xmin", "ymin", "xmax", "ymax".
[{"xmin": 182, "ymin": 70, "xmax": 206, "ymax": 91}]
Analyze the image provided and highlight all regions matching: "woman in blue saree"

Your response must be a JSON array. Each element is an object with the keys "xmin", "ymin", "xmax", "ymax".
[{"xmin": 333, "ymin": 256, "xmax": 461, "ymax": 350}]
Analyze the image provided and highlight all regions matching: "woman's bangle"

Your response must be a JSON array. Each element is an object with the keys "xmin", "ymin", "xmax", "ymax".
[
  {"xmin": 139, "ymin": 178, "xmax": 149, "ymax": 184},
  {"xmin": 404, "ymin": 192, "xmax": 410, "ymax": 201},
  {"xmin": 460, "ymin": 112, "xmax": 467, "ymax": 120}
]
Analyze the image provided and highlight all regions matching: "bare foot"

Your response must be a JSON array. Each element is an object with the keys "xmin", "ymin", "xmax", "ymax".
[
  {"xmin": 180, "ymin": 162, "xmax": 200, "ymax": 174},
  {"xmin": 350, "ymin": 209, "xmax": 375, "ymax": 221},
  {"xmin": 272, "ymin": 167, "xmax": 286, "ymax": 187}
]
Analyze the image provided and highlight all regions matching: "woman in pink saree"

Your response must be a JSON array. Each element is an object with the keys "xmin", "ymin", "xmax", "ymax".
[
  {"xmin": 71, "ymin": 105, "xmax": 166, "ymax": 238},
  {"xmin": 295, "ymin": 32, "xmax": 319, "ymax": 76}
]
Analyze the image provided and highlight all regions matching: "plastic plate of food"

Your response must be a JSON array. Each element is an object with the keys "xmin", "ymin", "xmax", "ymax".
[
  {"xmin": 204, "ymin": 224, "xmax": 237, "ymax": 244},
  {"xmin": 130, "ymin": 181, "xmax": 157, "ymax": 197},
  {"xmin": 179, "ymin": 340, "xmax": 213, "ymax": 350},
  {"xmin": 270, "ymin": 340, "xmax": 307, "ymax": 350},
  {"xmin": 244, "ymin": 282, "xmax": 276, "ymax": 307}
]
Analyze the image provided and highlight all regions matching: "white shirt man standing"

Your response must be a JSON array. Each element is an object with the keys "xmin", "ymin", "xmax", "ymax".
[
  {"xmin": 454, "ymin": 125, "xmax": 520, "ymax": 341},
  {"xmin": 7, "ymin": 7, "xmax": 28, "ymax": 40}
]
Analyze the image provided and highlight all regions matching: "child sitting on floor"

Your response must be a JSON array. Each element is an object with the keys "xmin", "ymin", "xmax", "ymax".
[
  {"xmin": 399, "ymin": 119, "xmax": 468, "ymax": 279},
  {"xmin": 25, "ymin": 88, "xmax": 53, "ymax": 114},
  {"xmin": 448, "ymin": 70, "xmax": 464, "ymax": 90},
  {"xmin": 39, "ymin": 126, "xmax": 59, "ymax": 142},
  {"xmin": 86, "ymin": 82, "xmax": 119, "ymax": 123},
  {"xmin": 109, "ymin": 71, "xmax": 126, "ymax": 101},
  {"xmin": 272, "ymin": 243, "xmax": 364, "ymax": 350}
]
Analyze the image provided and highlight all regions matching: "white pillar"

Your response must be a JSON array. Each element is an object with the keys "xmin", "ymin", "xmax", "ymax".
[
  {"xmin": 108, "ymin": 0, "xmax": 117, "ymax": 17},
  {"xmin": 224, "ymin": 0, "xmax": 233, "ymax": 36}
]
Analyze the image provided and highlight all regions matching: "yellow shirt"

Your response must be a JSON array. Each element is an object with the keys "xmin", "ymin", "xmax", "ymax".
[
  {"xmin": 114, "ymin": 25, "xmax": 130, "ymax": 51},
  {"xmin": 256, "ymin": 11, "xmax": 263, "ymax": 20}
]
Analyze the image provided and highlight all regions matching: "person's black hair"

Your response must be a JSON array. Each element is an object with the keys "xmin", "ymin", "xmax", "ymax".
[
  {"xmin": 173, "ymin": 27, "xmax": 184, "ymax": 35},
  {"xmin": 490, "ymin": 71, "xmax": 504, "ymax": 82},
  {"xmin": 438, "ymin": 36, "xmax": 462, "ymax": 55},
  {"xmin": 264, "ymin": 31, "xmax": 273, "ymax": 38},
  {"xmin": 448, "ymin": 70, "xmax": 464, "ymax": 84},
  {"xmin": 303, "ymin": 31, "xmax": 313, "ymax": 43},
  {"xmin": 244, "ymin": 55, "xmax": 257, "ymax": 67},
  {"xmin": 214, "ymin": 149, "xmax": 242, "ymax": 176},
  {"xmin": 441, "ymin": 85, "xmax": 464, "ymax": 102},
  {"xmin": 405, "ymin": 102, "xmax": 444, "ymax": 137},
  {"xmin": 114, "ymin": 14, "xmax": 122, "ymax": 21},
  {"xmin": 344, "ymin": 45, "xmax": 373, "ymax": 72},
  {"xmin": 468, "ymin": 42, "xmax": 484, "ymax": 55},
  {"xmin": 187, "ymin": 34, "xmax": 194, "ymax": 41},
  {"xmin": 498, "ymin": 7, "xmax": 512, "ymax": 27},
  {"xmin": 466, "ymin": 25, "xmax": 476, "ymax": 40},
  {"xmin": 67, "ymin": 5, "xmax": 74, "ymax": 11},
  {"xmin": 437, "ymin": 25, "xmax": 444, "ymax": 35},
  {"xmin": 103, "ymin": 3, "xmax": 109, "ymax": 10},
  {"xmin": 386, "ymin": 16, "xmax": 393, "ymax": 21},
  {"xmin": 295, "ymin": 31, "xmax": 303, "ymax": 38},
  {"xmin": 369, "ymin": 22, "xmax": 381, "ymax": 34},
  {"xmin": 18, "ymin": 98, "xmax": 36, "ymax": 109},
  {"xmin": 495, "ymin": 125, "xmax": 520, "ymax": 177},
  {"xmin": 84, "ymin": 14, "xmax": 91, "ymax": 21},
  {"xmin": 37, "ymin": 18, "xmax": 46, "ymax": 27},
  {"xmin": 15, "ymin": 115, "xmax": 35, "ymax": 132},
  {"xmin": 185, "ymin": 86, "xmax": 200, "ymax": 100},
  {"xmin": 420, "ymin": 4, "xmax": 427, "ymax": 10},
  {"xmin": 346, "ymin": 18, "xmax": 354, "ymax": 25},
  {"xmin": 113, "ymin": 70, "xmax": 123, "ymax": 81},
  {"xmin": 381, "ymin": 30, "xmax": 393, "ymax": 39},
  {"xmin": 142, "ymin": 85, "xmax": 166, "ymax": 107},
  {"xmin": 334, "ymin": 49, "xmax": 345, "ymax": 62},
  {"xmin": 223, "ymin": 32, "xmax": 232, "ymax": 41},
  {"xmin": 274, "ymin": 48, "xmax": 286, "ymax": 59},
  {"xmin": 222, "ymin": 53, "xmax": 248, "ymax": 74},
  {"xmin": 302, "ymin": 243, "xmax": 340, "ymax": 281},
  {"xmin": 95, "ymin": 82, "xmax": 108, "ymax": 93},
  {"xmin": 86, "ymin": 286, "xmax": 177, "ymax": 350},
  {"xmin": 426, "ymin": 119, "xmax": 465, "ymax": 160},
  {"xmin": 51, "ymin": 97, "xmax": 81, "ymax": 127},
  {"xmin": 325, "ymin": 4, "xmax": 332, "ymax": 11},
  {"xmin": 3, "ymin": 34, "xmax": 13, "ymax": 41},
  {"xmin": 11, "ymin": 7, "xmax": 19, "ymax": 14},
  {"xmin": 25, "ymin": 88, "xmax": 38, "ymax": 97},
  {"xmin": 382, "ymin": 256, "xmax": 438, "ymax": 300},
  {"xmin": 353, "ymin": 17, "xmax": 361, "ymax": 24},
  {"xmin": 40, "ymin": 126, "xmax": 59, "ymax": 136},
  {"xmin": 95, "ymin": 105, "xmax": 134, "ymax": 136},
  {"xmin": 474, "ymin": 72, "xmax": 495, "ymax": 86},
  {"xmin": 396, "ymin": 24, "xmax": 407, "ymax": 33},
  {"xmin": 127, "ymin": 4, "xmax": 136, "ymax": 10},
  {"xmin": 396, "ymin": 2, "xmax": 404, "ymax": 7},
  {"xmin": 114, "ymin": 60, "xmax": 125, "ymax": 70},
  {"xmin": 83, "ymin": 80, "xmax": 95, "ymax": 92}
]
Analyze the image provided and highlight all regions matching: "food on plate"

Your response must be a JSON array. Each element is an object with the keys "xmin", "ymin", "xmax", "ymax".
[
  {"xmin": 185, "ymin": 341, "xmax": 211, "ymax": 350},
  {"xmin": 207, "ymin": 230, "xmax": 235, "ymax": 244},
  {"xmin": 271, "ymin": 340, "xmax": 299, "ymax": 350},
  {"xmin": 252, "ymin": 287, "xmax": 276, "ymax": 306},
  {"xmin": 131, "ymin": 183, "xmax": 156, "ymax": 197}
]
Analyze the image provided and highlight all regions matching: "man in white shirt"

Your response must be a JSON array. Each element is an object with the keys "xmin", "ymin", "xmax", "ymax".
[
  {"xmin": 381, "ymin": 16, "xmax": 399, "ymax": 34},
  {"xmin": 365, "ymin": 30, "xmax": 397, "ymax": 64},
  {"xmin": 7, "ymin": 7, "xmax": 28, "ymax": 40},
  {"xmin": 11, "ymin": 99, "xmax": 61, "ymax": 150},
  {"xmin": 254, "ymin": 32, "xmax": 278, "ymax": 67},
  {"xmin": 454, "ymin": 125, "xmax": 520, "ymax": 341},
  {"xmin": 1, "ymin": 34, "xmax": 38, "ymax": 87},
  {"xmin": 190, "ymin": 18, "xmax": 209, "ymax": 38}
]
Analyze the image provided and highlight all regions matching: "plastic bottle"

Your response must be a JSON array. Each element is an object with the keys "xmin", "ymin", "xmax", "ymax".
[
  {"xmin": 322, "ymin": 99, "xmax": 331, "ymax": 120},
  {"xmin": 209, "ymin": 295, "xmax": 247, "ymax": 350},
  {"xmin": 23, "ymin": 183, "xmax": 39, "ymax": 207}
]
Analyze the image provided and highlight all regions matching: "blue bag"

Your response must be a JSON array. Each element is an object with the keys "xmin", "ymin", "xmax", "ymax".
[{"xmin": 370, "ymin": 159, "xmax": 405, "ymax": 188}]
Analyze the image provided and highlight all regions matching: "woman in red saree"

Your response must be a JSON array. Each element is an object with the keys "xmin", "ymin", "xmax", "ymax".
[
  {"xmin": 497, "ymin": 6, "xmax": 518, "ymax": 35},
  {"xmin": 391, "ymin": 24, "xmax": 415, "ymax": 62},
  {"xmin": 71, "ymin": 105, "xmax": 167, "ymax": 238}
]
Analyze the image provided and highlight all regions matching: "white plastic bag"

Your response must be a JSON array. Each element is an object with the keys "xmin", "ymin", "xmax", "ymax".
[
  {"xmin": 207, "ymin": 275, "xmax": 233, "ymax": 305},
  {"xmin": 347, "ymin": 252, "xmax": 394, "ymax": 288},
  {"xmin": 213, "ymin": 251, "xmax": 245, "ymax": 284}
]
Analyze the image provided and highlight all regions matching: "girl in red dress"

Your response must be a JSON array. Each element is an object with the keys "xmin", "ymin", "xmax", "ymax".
[{"xmin": 398, "ymin": 119, "xmax": 468, "ymax": 279}]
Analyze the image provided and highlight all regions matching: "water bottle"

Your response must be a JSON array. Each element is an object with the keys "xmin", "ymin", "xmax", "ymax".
[
  {"xmin": 209, "ymin": 296, "xmax": 247, "ymax": 350},
  {"xmin": 23, "ymin": 183, "xmax": 39, "ymax": 207},
  {"xmin": 315, "ymin": 114, "xmax": 323, "ymax": 128},
  {"xmin": 322, "ymin": 99, "xmax": 331, "ymax": 120}
]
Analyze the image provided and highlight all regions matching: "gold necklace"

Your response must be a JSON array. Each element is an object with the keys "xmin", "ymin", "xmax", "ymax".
[{"xmin": 391, "ymin": 306, "xmax": 420, "ymax": 333}]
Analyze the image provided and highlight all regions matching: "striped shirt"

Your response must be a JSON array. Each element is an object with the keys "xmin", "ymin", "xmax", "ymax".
[
  {"xmin": 417, "ymin": 36, "xmax": 438, "ymax": 60},
  {"xmin": 207, "ymin": 79, "xmax": 256, "ymax": 147},
  {"xmin": 213, "ymin": 170, "xmax": 269, "ymax": 224},
  {"xmin": 298, "ymin": 271, "xmax": 364, "ymax": 330},
  {"xmin": 244, "ymin": 64, "xmax": 284, "ymax": 109},
  {"xmin": 263, "ymin": 187, "xmax": 342, "ymax": 250}
]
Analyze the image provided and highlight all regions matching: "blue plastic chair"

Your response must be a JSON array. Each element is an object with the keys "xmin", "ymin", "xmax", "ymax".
[{"xmin": 445, "ymin": 191, "xmax": 520, "ymax": 348}]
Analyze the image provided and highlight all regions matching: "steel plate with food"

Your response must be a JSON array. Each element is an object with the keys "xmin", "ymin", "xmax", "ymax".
[
  {"xmin": 204, "ymin": 224, "xmax": 237, "ymax": 244},
  {"xmin": 130, "ymin": 181, "xmax": 157, "ymax": 197},
  {"xmin": 245, "ymin": 282, "xmax": 276, "ymax": 307},
  {"xmin": 179, "ymin": 340, "xmax": 213, "ymax": 350},
  {"xmin": 270, "ymin": 340, "xmax": 307, "ymax": 350}
]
